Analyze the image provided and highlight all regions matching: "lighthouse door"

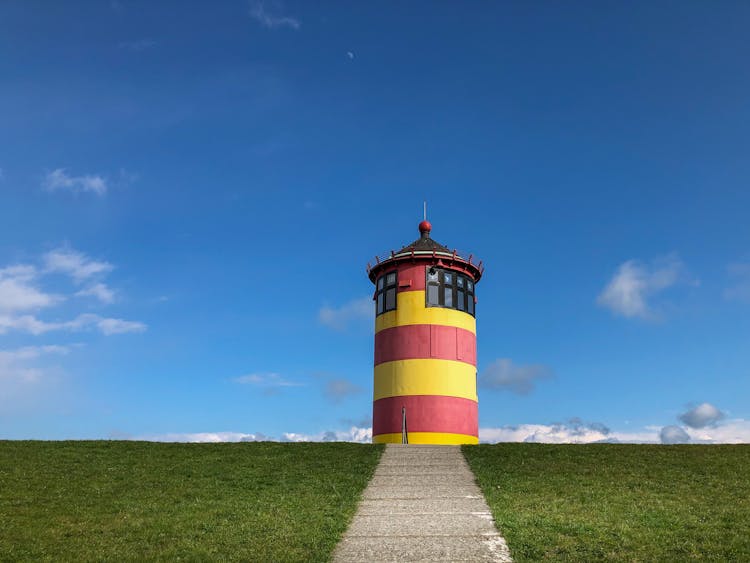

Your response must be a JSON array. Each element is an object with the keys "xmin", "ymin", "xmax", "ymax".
[{"xmin": 401, "ymin": 407, "xmax": 408, "ymax": 444}]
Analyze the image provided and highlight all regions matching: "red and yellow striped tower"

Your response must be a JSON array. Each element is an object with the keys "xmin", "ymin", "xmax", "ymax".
[{"xmin": 367, "ymin": 220, "xmax": 484, "ymax": 445}]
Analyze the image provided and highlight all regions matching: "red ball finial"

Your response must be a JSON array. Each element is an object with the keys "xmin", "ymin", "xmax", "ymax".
[{"xmin": 419, "ymin": 220, "xmax": 432, "ymax": 235}]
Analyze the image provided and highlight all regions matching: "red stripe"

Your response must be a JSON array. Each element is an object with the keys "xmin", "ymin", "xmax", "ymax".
[
  {"xmin": 396, "ymin": 264, "xmax": 426, "ymax": 292},
  {"xmin": 373, "ymin": 395, "xmax": 478, "ymax": 436},
  {"xmin": 374, "ymin": 324, "xmax": 476, "ymax": 366}
]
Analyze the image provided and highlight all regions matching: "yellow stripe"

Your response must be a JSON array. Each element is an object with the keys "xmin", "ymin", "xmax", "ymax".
[
  {"xmin": 375, "ymin": 290, "xmax": 476, "ymax": 334},
  {"xmin": 373, "ymin": 432, "xmax": 479, "ymax": 445},
  {"xmin": 374, "ymin": 359, "xmax": 477, "ymax": 401}
]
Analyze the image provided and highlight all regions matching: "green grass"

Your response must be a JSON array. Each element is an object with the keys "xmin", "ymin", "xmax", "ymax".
[
  {"xmin": 463, "ymin": 443, "xmax": 750, "ymax": 562},
  {"xmin": 0, "ymin": 441, "xmax": 382, "ymax": 562}
]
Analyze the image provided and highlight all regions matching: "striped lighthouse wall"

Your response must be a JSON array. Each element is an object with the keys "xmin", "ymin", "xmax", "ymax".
[{"xmin": 372, "ymin": 263, "xmax": 479, "ymax": 445}]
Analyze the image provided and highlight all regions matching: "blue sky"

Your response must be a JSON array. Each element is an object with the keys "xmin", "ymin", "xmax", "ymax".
[{"xmin": 1, "ymin": 1, "xmax": 749, "ymax": 443}]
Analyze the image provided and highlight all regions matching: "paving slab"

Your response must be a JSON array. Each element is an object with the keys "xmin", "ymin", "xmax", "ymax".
[
  {"xmin": 345, "ymin": 512, "xmax": 498, "ymax": 536},
  {"xmin": 333, "ymin": 536, "xmax": 509, "ymax": 562},
  {"xmin": 375, "ymin": 465, "xmax": 472, "ymax": 475},
  {"xmin": 369, "ymin": 474, "xmax": 478, "ymax": 487},
  {"xmin": 356, "ymin": 497, "xmax": 489, "ymax": 515},
  {"xmin": 332, "ymin": 444, "xmax": 512, "ymax": 562},
  {"xmin": 361, "ymin": 486, "xmax": 483, "ymax": 500}
]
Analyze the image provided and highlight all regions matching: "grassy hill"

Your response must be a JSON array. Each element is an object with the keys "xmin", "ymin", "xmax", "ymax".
[
  {"xmin": 0, "ymin": 441, "xmax": 382, "ymax": 562},
  {"xmin": 1, "ymin": 441, "xmax": 748, "ymax": 561},
  {"xmin": 464, "ymin": 443, "xmax": 750, "ymax": 562}
]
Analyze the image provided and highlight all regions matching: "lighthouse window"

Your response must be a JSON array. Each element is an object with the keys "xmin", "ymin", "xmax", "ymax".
[
  {"xmin": 425, "ymin": 267, "xmax": 476, "ymax": 316},
  {"xmin": 385, "ymin": 288, "xmax": 396, "ymax": 310},
  {"xmin": 375, "ymin": 271, "xmax": 398, "ymax": 316},
  {"xmin": 427, "ymin": 283, "xmax": 439, "ymax": 306}
]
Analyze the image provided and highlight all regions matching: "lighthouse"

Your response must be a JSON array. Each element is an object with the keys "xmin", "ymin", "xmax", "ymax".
[{"xmin": 367, "ymin": 219, "xmax": 483, "ymax": 445}]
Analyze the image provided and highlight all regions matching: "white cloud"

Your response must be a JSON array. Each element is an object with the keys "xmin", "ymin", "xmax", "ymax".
[
  {"xmin": 0, "ymin": 265, "xmax": 62, "ymax": 312},
  {"xmin": 597, "ymin": 255, "xmax": 685, "ymax": 319},
  {"xmin": 0, "ymin": 265, "xmax": 36, "ymax": 280},
  {"xmin": 0, "ymin": 313, "xmax": 146, "ymax": 335},
  {"xmin": 725, "ymin": 260, "xmax": 750, "ymax": 303},
  {"xmin": 108, "ymin": 420, "xmax": 750, "ymax": 445},
  {"xmin": 94, "ymin": 316, "xmax": 146, "ymax": 335},
  {"xmin": 0, "ymin": 315, "xmax": 56, "ymax": 335},
  {"xmin": 0, "ymin": 345, "xmax": 72, "ymax": 414},
  {"xmin": 480, "ymin": 417, "xmax": 750, "ymax": 444},
  {"xmin": 0, "ymin": 345, "xmax": 70, "ymax": 384},
  {"xmin": 135, "ymin": 426, "xmax": 372, "ymax": 444},
  {"xmin": 480, "ymin": 422, "xmax": 658, "ymax": 444},
  {"xmin": 319, "ymin": 296, "xmax": 372, "ymax": 331},
  {"xmin": 44, "ymin": 248, "xmax": 113, "ymax": 283},
  {"xmin": 138, "ymin": 432, "xmax": 262, "ymax": 443},
  {"xmin": 233, "ymin": 372, "xmax": 303, "ymax": 388},
  {"xmin": 679, "ymin": 402, "xmax": 725, "ymax": 428},
  {"xmin": 248, "ymin": 1, "xmax": 300, "ymax": 30},
  {"xmin": 76, "ymin": 283, "xmax": 116, "ymax": 304},
  {"xmin": 281, "ymin": 426, "xmax": 372, "ymax": 443},
  {"xmin": 0, "ymin": 248, "xmax": 143, "ymax": 336},
  {"xmin": 478, "ymin": 359, "xmax": 552, "ymax": 395},
  {"xmin": 0, "ymin": 248, "xmax": 145, "ymax": 413},
  {"xmin": 0, "ymin": 344, "xmax": 69, "ymax": 363},
  {"xmin": 44, "ymin": 168, "xmax": 107, "ymax": 195},
  {"xmin": 686, "ymin": 418, "xmax": 750, "ymax": 443},
  {"xmin": 324, "ymin": 378, "xmax": 362, "ymax": 403},
  {"xmin": 660, "ymin": 425, "xmax": 690, "ymax": 444}
]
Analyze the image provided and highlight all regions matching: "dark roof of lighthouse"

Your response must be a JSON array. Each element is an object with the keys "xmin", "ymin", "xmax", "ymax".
[
  {"xmin": 397, "ymin": 230, "xmax": 451, "ymax": 255},
  {"xmin": 376, "ymin": 220, "xmax": 460, "ymax": 260},
  {"xmin": 367, "ymin": 219, "xmax": 484, "ymax": 282}
]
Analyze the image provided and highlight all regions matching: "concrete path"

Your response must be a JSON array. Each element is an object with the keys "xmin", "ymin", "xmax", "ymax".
[{"xmin": 332, "ymin": 444, "xmax": 513, "ymax": 562}]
